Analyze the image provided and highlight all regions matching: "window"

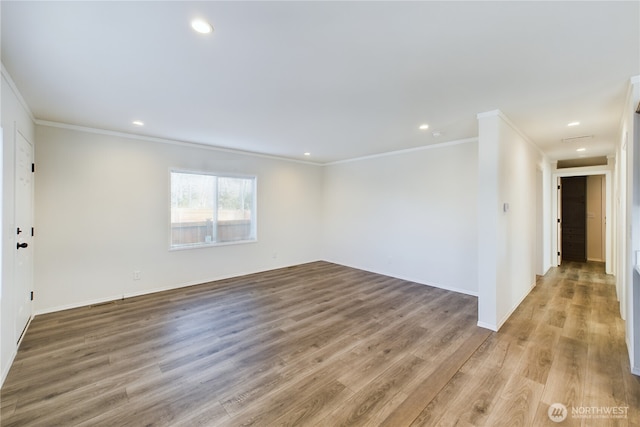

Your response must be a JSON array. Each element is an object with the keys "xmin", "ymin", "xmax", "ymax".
[{"xmin": 170, "ymin": 171, "xmax": 256, "ymax": 248}]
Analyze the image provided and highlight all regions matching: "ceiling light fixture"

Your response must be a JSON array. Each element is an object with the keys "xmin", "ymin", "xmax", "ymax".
[
  {"xmin": 567, "ymin": 121, "xmax": 580, "ymax": 127},
  {"xmin": 561, "ymin": 135, "xmax": 593, "ymax": 142},
  {"xmin": 576, "ymin": 148, "xmax": 586, "ymax": 152},
  {"xmin": 432, "ymin": 131, "xmax": 442, "ymax": 137},
  {"xmin": 132, "ymin": 120, "xmax": 144, "ymax": 126},
  {"xmin": 191, "ymin": 19, "xmax": 213, "ymax": 34},
  {"xmin": 304, "ymin": 152, "xmax": 311, "ymax": 156},
  {"xmin": 419, "ymin": 124, "xmax": 429, "ymax": 130}
]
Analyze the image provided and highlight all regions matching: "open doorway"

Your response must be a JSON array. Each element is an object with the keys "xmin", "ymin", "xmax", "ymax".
[{"xmin": 558, "ymin": 174, "xmax": 607, "ymax": 265}]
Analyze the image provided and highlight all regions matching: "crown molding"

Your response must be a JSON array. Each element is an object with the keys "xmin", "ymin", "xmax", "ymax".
[
  {"xmin": 35, "ymin": 120, "xmax": 323, "ymax": 166},
  {"xmin": 325, "ymin": 137, "xmax": 478, "ymax": 166}
]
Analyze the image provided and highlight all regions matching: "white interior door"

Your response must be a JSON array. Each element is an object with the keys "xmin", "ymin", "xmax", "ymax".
[{"xmin": 15, "ymin": 130, "xmax": 33, "ymax": 342}]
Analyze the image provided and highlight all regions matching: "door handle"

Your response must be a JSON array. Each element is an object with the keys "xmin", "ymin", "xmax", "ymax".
[{"xmin": 16, "ymin": 242, "xmax": 28, "ymax": 250}]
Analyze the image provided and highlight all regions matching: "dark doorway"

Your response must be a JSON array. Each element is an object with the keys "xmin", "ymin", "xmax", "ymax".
[{"xmin": 561, "ymin": 176, "xmax": 587, "ymax": 262}]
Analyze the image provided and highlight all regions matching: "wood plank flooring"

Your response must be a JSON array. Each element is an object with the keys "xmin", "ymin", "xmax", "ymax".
[
  {"xmin": 1, "ymin": 261, "xmax": 638, "ymax": 426},
  {"xmin": 409, "ymin": 261, "xmax": 640, "ymax": 427}
]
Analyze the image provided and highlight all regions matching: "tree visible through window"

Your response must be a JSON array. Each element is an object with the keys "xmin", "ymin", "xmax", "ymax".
[{"xmin": 170, "ymin": 171, "xmax": 256, "ymax": 248}]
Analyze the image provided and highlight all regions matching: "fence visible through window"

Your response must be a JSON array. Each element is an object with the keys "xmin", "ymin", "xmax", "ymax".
[{"xmin": 170, "ymin": 171, "xmax": 256, "ymax": 248}]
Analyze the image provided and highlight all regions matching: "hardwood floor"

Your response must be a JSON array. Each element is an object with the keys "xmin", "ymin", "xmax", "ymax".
[{"xmin": 1, "ymin": 261, "xmax": 638, "ymax": 426}]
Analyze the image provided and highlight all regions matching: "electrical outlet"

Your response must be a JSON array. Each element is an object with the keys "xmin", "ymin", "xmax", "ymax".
[{"xmin": 133, "ymin": 271, "xmax": 141, "ymax": 280}]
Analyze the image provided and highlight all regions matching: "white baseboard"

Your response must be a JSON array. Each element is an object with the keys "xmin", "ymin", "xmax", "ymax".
[
  {"xmin": 322, "ymin": 259, "xmax": 479, "ymax": 297},
  {"xmin": 1, "ymin": 314, "xmax": 33, "ymax": 388},
  {"xmin": 476, "ymin": 321, "xmax": 498, "ymax": 331},
  {"xmin": 494, "ymin": 280, "xmax": 537, "ymax": 331},
  {"xmin": 34, "ymin": 259, "xmax": 477, "ymax": 317},
  {"xmin": 34, "ymin": 294, "xmax": 124, "ymax": 316},
  {"xmin": 1, "ymin": 348, "xmax": 17, "ymax": 388},
  {"xmin": 477, "ymin": 280, "xmax": 536, "ymax": 333},
  {"xmin": 34, "ymin": 260, "xmax": 324, "ymax": 316},
  {"xmin": 538, "ymin": 264, "xmax": 551, "ymax": 277}
]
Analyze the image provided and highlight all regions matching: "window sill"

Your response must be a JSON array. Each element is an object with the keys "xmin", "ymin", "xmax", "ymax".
[{"xmin": 169, "ymin": 239, "xmax": 258, "ymax": 251}]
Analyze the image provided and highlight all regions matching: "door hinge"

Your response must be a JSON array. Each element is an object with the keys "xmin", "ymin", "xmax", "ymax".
[
  {"xmin": 31, "ymin": 163, "xmax": 35, "ymax": 173},
  {"xmin": 557, "ymin": 251, "xmax": 561, "ymax": 256},
  {"xmin": 31, "ymin": 227, "xmax": 34, "ymax": 237},
  {"xmin": 30, "ymin": 291, "xmax": 34, "ymax": 301},
  {"xmin": 557, "ymin": 185, "xmax": 561, "ymax": 190},
  {"xmin": 557, "ymin": 218, "xmax": 561, "ymax": 223}
]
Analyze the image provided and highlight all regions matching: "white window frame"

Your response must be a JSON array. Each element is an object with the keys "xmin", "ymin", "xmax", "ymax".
[{"xmin": 169, "ymin": 169, "xmax": 257, "ymax": 250}]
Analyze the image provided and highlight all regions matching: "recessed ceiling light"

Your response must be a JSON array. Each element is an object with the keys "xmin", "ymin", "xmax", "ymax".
[
  {"xmin": 132, "ymin": 120, "xmax": 144, "ymax": 126},
  {"xmin": 568, "ymin": 121, "xmax": 580, "ymax": 127},
  {"xmin": 432, "ymin": 131, "xmax": 442, "ymax": 137},
  {"xmin": 419, "ymin": 124, "xmax": 429, "ymax": 130},
  {"xmin": 576, "ymin": 147, "xmax": 586, "ymax": 152},
  {"xmin": 191, "ymin": 19, "xmax": 213, "ymax": 34},
  {"xmin": 304, "ymin": 152, "xmax": 311, "ymax": 156}
]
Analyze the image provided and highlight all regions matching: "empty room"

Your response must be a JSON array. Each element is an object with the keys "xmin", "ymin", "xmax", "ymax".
[{"xmin": 1, "ymin": 1, "xmax": 639, "ymax": 426}]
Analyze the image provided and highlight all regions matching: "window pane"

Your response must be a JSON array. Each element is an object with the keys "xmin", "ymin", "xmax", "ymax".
[
  {"xmin": 217, "ymin": 177, "xmax": 255, "ymax": 242},
  {"xmin": 170, "ymin": 172, "xmax": 256, "ymax": 248},
  {"xmin": 171, "ymin": 172, "xmax": 215, "ymax": 246}
]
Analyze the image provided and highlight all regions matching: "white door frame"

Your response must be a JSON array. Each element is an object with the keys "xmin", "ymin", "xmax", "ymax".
[{"xmin": 551, "ymin": 166, "xmax": 612, "ymax": 274}]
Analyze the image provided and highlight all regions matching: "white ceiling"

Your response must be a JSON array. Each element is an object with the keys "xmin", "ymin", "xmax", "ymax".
[{"xmin": 2, "ymin": 1, "xmax": 639, "ymax": 164}]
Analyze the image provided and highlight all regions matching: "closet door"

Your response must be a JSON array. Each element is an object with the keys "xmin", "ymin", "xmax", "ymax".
[{"xmin": 561, "ymin": 176, "xmax": 587, "ymax": 262}]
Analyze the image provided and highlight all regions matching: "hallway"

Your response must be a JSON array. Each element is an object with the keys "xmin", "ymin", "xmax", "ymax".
[{"xmin": 415, "ymin": 262, "xmax": 640, "ymax": 426}]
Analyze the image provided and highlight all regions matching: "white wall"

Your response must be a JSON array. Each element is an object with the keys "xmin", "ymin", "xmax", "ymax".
[
  {"xmin": 322, "ymin": 140, "xmax": 479, "ymax": 295},
  {"xmin": 618, "ymin": 75, "xmax": 640, "ymax": 374},
  {"xmin": 536, "ymin": 162, "xmax": 552, "ymax": 276},
  {"xmin": 616, "ymin": 123, "xmax": 629, "ymax": 324},
  {"xmin": 34, "ymin": 124, "xmax": 323, "ymax": 313},
  {"xmin": 632, "ymin": 112, "xmax": 640, "ymax": 375},
  {"xmin": 1, "ymin": 71, "xmax": 36, "ymax": 384},
  {"xmin": 477, "ymin": 110, "xmax": 544, "ymax": 331}
]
